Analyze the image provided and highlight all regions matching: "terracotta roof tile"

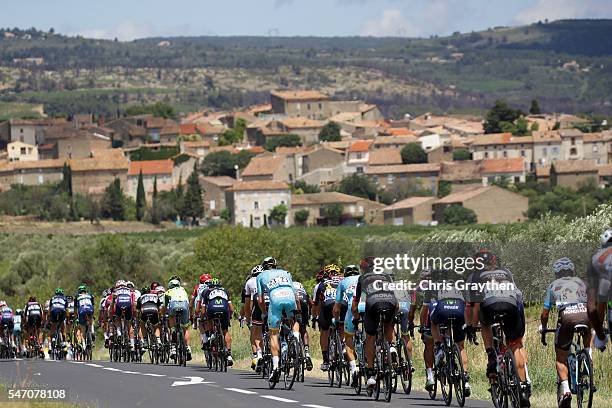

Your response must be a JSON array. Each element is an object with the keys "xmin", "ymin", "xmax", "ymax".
[
  {"xmin": 435, "ymin": 186, "xmax": 494, "ymax": 204},
  {"xmin": 383, "ymin": 196, "xmax": 436, "ymax": 211},
  {"xmin": 440, "ymin": 161, "xmax": 482, "ymax": 181},
  {"xmin": 348, "ymin": 140, "xmax": 373, "ymax": 152},
  {"xmin": 536, "ymin": 165, "xmax": 551, "ymax": 178},
  {"xmin": 179, "ymin": 124, "xmax": 197, "ymax": 135},
  {"xmin": 552, "ymin": 160, "xmax": 599, "ymax": 174},
  {"xmin": 199, "ymin": 176, "xmax": 238, "ymax": 187},
  {"xmin": 271, "ymin": 90, "xmax": 329, "ymax": 101},
  {"xmin": 70, "ymin": 150, "xmax": 129, "ymax": 172},
  {"xmin": 368, "ymin": 148, "xmax": 402, "ymax": 166},
  {"xmin": 366, "ymin": 163, "xmax": 440, "ymax": 175},
  {"xmin": 582, "ymin": 133, "xmax": 605, "ymax": 143},
  {"xmin": 598, "ymin": 164, "xmax": 612, "ymax": 177},
  {"xmin": 280, "ymin": 117, "xmax": 324, "ymax": 129},
  {"xmin": 471, "ymin": 133, "xmax": 532, "ymax": 146},
  {"xmin": 383, "ymin": 127, "xmax": 415, "ymax": 136},
  {"xmin": 241, "ymin": 155, "xmax": 283, "ymax": 177},
  {"xmin": 227, "ymin": 180, "xmax": 289, "ymax": 192},
  {"xmin": 481, "ymin": 158, "xmax": 524, "ymax": 174},
  {"xmin": 373, "ymin": 135, "xmax": 418, "ymax": 146},
  {"xmin": 292, "ymin": 192, "xmax": 362, "ymax": 206},
  {"xmin": 128, "ymin": 160, "xmax": 173, "ymax": 176},
  {"xmin": 532, "ymin": 131, "xmax": 561, "ymax": 143}
]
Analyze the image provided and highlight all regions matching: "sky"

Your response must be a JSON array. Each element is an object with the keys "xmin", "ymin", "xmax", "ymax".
[{"xmin": 2, "ymin": 0, "xmax": 612, "ymax": 40}]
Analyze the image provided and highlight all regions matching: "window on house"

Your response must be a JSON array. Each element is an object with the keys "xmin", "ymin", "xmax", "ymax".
[
  {"xmin": 20, "ymin": 128, "xmax": 23, "ymax": 133},
  {"xmin": 254, "ymin": 201, "xmax": 259, "ymax": 210},
  {"xmin": 503, "ymin": 151, "xmax": 507, "ymax": 158},
  {"xmin": 356, "ymin": 166, "xmax": 364, "ymax": 173},
  {"xmin": 593, "ymin": 145, "xmax": 598, "ymax": 152},
  {"xmin": 542, "ymin": 148, "xmax": 547, "ymax": 156},
  {"xmin": 484, "ymin": 152, "xmax": 489, "ymax": 158},
  {"xmin": 307, "ymin": 103, "xmax": 311, "ymax": 110},
  {"xmin": 552, "ymin": 147, "xmax": 559, "ymax": 155},
  {"xmin": 521, "ymin": 150, "xmax": 525, "ymax": 157},
  {"xmin": 570, "ymin": 147, "xmax": 577, "ymax": 155},
  {"xmin": 318, "ymin": 103, "xmax": 322, "ymax": 109},
  {"xmin": 20, "ymin": 136, "xmax": 24, "ymax": 142},
  {"xmin": 20, "ymin": 147, "xmax": 26, "ymax": 155},
  {"xmin": 571, "ymin": 137, "xmax": 575, "ymax": 145},
  {"xmin": 514, "ymin": 176, "xmax": 520, "ymax": 183},
  {"xmin": 356, "ymin": 153, "xmax": 362, "ymax": 159}
]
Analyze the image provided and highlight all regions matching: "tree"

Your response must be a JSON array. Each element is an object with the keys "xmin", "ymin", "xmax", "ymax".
[
  {"xmin": 513, "ymin": 117, "xmax": 530, "ymax": 136},
  {"xmin": 484, "ymin": 100, "xmax": 523, "ymax": 134},
  {"xmin": 100, "ymin": 178, "xmax": 125, "ymax": 221},
  {"xmin": 61, "ymin": 163, "xmax": 73, "ymax": 197},
  {"xmin": 181, "ymin": 162, "xmax": 204, "ymax": 224},
  {"xmin": 135, "ymin": 170, "xmax": 146, "ymax": 221},
  {"xmin": 292, "ymin": 180, "xmax": 320, "ymax": 194},
  {"xmin": 201, "ymin": 150, "xmax": 255, "ymax": 177},
  {"xmin": 443, "ymin": 205, "xmax": 477, "ymax": 225},
  {"xmin": 219, "ymin": 118, "xmax": 247, "ymax": 145},
  {"xmin": 337, "ymin": 174, "xmax": 378, "ymax": 201},
  {"xmin": 452, "ymin": 149, "xmax": 471, "ymax": 161},
  {"xmin": 152, "ymin": 176, "xmax": 158, "ymax": 199},
  {"xmin": 401, "ymin": 143, "xmax": 427, "ymax": 164},
  {"xmin": 529, "ymin": 99, "xmax": 541, "ymax": 115},
  {"xmin": 323, "ymin": 203, "xmax": 343, "ymax": 226},
  {"xmin": 294, "ymin": 209, "xmax": 310, "ymax": 225},
  {"xmin": 319, "ymin": 121, "xmax": 341, "ymax": 142},
  {"xmin": 269, "ymin": 204, "xmax": 288, "ymax": 226},
  {"xmin": 264, "ymin": 134, "xmax": 302, "ymax": 151},
  {"xmin": 220, "ymin": 208, "xmax": 231, "ymax": 222},
  {"xmin": 125, "ymin": 102, "xmax": 176, "ymax": 119},
  {"xmin": 438, "ymin": 180, "xmax": 452, "ymax": 198}
]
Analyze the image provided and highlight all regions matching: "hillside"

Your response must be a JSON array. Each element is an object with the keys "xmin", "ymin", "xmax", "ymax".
[{"xmin": 0, "ymin": 19, "xmax": 611, "ymax": 118}]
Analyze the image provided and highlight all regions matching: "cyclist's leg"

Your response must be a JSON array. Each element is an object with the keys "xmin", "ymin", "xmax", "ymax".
[
  {"xmin": 399, "ymin": 310, "xmax": 413, "ymax": 358},
  {"xmin": 319, "ymin": 304, "xmax": 332, "ymax": 367}
]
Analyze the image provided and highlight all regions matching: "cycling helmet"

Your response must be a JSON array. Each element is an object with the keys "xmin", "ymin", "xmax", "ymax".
[
  {"xmin": 78, "ymin": 285, "xmax": 87, "ymax": 293},
  {"xmin": 169, "ymin": 275, "xmax": 181, "ymax": 282},
  {"xmin": 199, "ymin": 274, "xmax": 213, "ymax": 284},
  {"xmin": 168, "ymin": 279, "xmax": 181, "ymax": 289},
  {"xmin": 323, "ymin": 264, "xmax": 341, "ymax": 276},
  {"xmin": 601, "ymin": 229, "xmax": 612, "ymax": 247},
  {"xmin": 141, "ymin": 287, "xmax": 150, "ymax": 294},
  {"xmin": 126, "ymin": 281, "xmax": 135, "ymax": 289},
  {"xmin": 262, "ymin": 257, "xmax": 278, "ymax": 270},
  {"xmin": 474, "ymin": 249, "xmax": 497, "ymax": 269},
  {"xmin": 15, "ymin": 308, "xmax": 22, "ymax": 314},
  {"xmin": 210, "ymin": 278, "xmax": 221, "ymax": 287},
  {"xmin": 156, "ymin": 285, "xmax": 166, "ymax": 293},
  {"xmin": 360, "ymin": 256, "xmax": 376, "ymax": 274},
  {"xmin": 66, "ymin": 295, "xmax": 73, "ymax": 302},
  {"xmin": 150, "ymin": 281, "xmax": 160, "ymax": 291},
  {"xmin": 55, "ymin": 288, "xmax": 64, "ymax": 296},
  {"xmin": 344, "ymin": 264, "xmax": 360, "ymax": 276},
  {"xmin": 293, "ymin": 281, "xmax": 305, "ymax": 291},
  {"xmin": 552, "ymin": 257, "xmax": 575, "ymax": 277},
  {"xmin": 115, "ymin": 280, "xmax": 126, "ymax": 288},
  {"xmin": 315, "ymin": 268, "xmax": 325, "ymax": 282},
  {"xmin": 28, "ymin": 296, "xmax": 36, "ymax": 303},
  {"xmin": 0, "ymin": 300, "xmax": 6, "ymax": 307},
  {"xmin": 251, "ymin": 264, "xmax": 264, "ymax": 277}
]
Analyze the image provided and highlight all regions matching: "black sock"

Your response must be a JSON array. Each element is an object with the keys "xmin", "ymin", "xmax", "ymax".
[{"xmin": 322, "ymin": 351, "xmax": 329, "ymax": 362}]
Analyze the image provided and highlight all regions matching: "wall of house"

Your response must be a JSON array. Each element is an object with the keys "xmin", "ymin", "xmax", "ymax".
[
  {"xmin": 7, "ymin": 142, "xmax": 38, "ymax": 162},
  {"xmin": 302, "ymin": 148, "xmax": 344, "ymax": 174},
  {"xmin": 561, "ymin": 137, "xmax": 584, "ymax": 160},
  {"xmin": 553, "ymin": 173, "xmax": 598, "ymax": 190},
  {"xmin": 200, "ymin": 182, "xmax": 228, "ymax": 216},
  {"xmin": 72, "ymin": 170, "xmax": 127, "ymax": 195},
  {"xmin": 126, "ymin": 173, "xmax": 173, "ymax": 199},
  {"xmin": 12, "ymin": 168, "xmax": 63, "ymax": 185},
  {"xmin": 472, "ymin": 145, "xmax": 533, "ymax": 171},
  {"xmin": 533, "ymin": 142, "xmax": 562, "ymax": 167},
  {"xmin": 229, "ymin": 189, "xmax": 291, "ymax": 227},
  {"xmin": 583, "ymin": 141, "xmax": 608, "ymax": 164},
  {"xmin": 10, "ymin": 125, "xmax": 36, "ymax": 145},
  {"xmin": 464, "ymin": 188, "xmax": 527, "ymax": 223}
]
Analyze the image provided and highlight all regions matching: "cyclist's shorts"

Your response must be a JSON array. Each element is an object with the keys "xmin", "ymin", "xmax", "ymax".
[
  {"xmin": 358, "ymin": 300, "xmax": 365, "ymax": 314},
  {"xmin": 168, "ymin": 300, "xmax": 190, "ymax": 327},
  {"xmin": 430, "ymin": 300, "xmax": 465, "ymax": 342},
  {"xmin": 556, "ymin": 305, "xmax": 589, "ymax": 351},
  {"xmin": 251, "ymin": 301, "xmax": 263, "ymax": 326},
  {"xmin": 207, "ymin": 309, "xmax": 230, "ymax": 331},
  {"xmin": 397, "ymin": 309, "xmax": 411, "ymax": 336},
  {"xmin": 318, "ymin": 303, "xmax": 334, "ymax": 331},
  {"xmin": 114, "ymin": 304, "xmax": 133, "ymax": 321},
  {"xmin": 344, "ymin": 307, "xmax": 356, "ymax": 335},
  {"xmin": 13, "ymin": 326, "xmax": 21, "ymax": 336},
  {"xmin": 78, "ymin": 310, "xmax": 93, "ymax": 326},
  {"xmin": 1, "ymin": 318, "xmax": 14, "ymax": 332},
  {"xmin": 140, "ymin": 310, "xmax": 159, "ymax": 325},
  {"xmin": 27, "ymin": 314, "xmax": 42, "ymax": 329},
  {"xmin": 268, "ymin": 289, "xmax": 297, "ymax": 330},
  {"xmin": 364, "ymin": 300, "xmax": 398, "ymax": 336},
  {"xmin": 480, "ymin": 301, "xmax": 524, "ymax": 342},
  {"xmin": 49, "ymin": 309, "xmax": 66, "ymax": 324},
  {"xmin": 398, "ymin": 300, "xmax": 411, "ymax": 314}
]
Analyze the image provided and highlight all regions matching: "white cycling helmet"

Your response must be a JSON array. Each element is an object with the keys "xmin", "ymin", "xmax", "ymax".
[
  {"xmin": 126, "ymin": 281, "xmax": 135, "ymax": 289},
  {"xmin": 0, "ymin": 300, "xmax": 6, "ymax": 308},
  {"xmin": 552, "ymin": 257, "xmax": 575, "ymax": 276},
  {"xmin": 292, "ymin": 281, "xmax": 305, "ymax": 291},
  {"xmin": 600, "ymin": 229, "xmax": 612, "ymax": 247},
  {"xmin": 168, "ymin": 279, "xmax": 181, "ymax": 289},
  {"xmin": 251, "ymin": 264, "xmax": 264, "ymax": 277}
]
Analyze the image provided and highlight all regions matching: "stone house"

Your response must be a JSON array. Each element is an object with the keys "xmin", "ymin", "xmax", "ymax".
[
  {"xmin": 290, "ymin": 192, "xmax": 384, "ymax": 226},
  {"xmin": 126, "ymin": 160, "xmax": 174, "ymax": 200},
  {"xmin": 550, "ymin": 160, "xmax": 599, "ymax": 189},
  {"xmin": 271, "ymin": 90, "xmax": 330, "ymax": 119},
  {"xmin": 470, "ymin": 133, "xmax": 533, "ymax": 172},
  {"xmin": 225, "ymin": 180, "xmax": 291, "ymax": 227},
  {"xmin": 199, "ymin": 176, "xmax": 237, "ymax": 216},
  {"xmin": 366, "ymin": 163, "xmax": 440, "ymax": 195},
  {"xmin": 382, "ymin": 196, "xmax": 437, "ymax": 225},
  {"xmin": 7, "ymin": 141, "xmax": 38, "ymax": 162}
]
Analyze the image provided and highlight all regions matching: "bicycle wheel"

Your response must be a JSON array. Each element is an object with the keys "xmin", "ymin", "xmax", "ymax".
[
  {"xmin": 382, "ymin": 341, "xmax": 393, "ymax": 403},
  {"xmin": 373, "ymin": 347, "xmax": 381, "ymax": 400},
  {"xmin": 452, "ymin": 344, "xmax": 466, "ymax": 407},
  {"xmin": 335, "ymin": 332, "xmax": 343, "ymax": 388},
  {"xmin": 354, "ymin": 361, "xmax": 363, "ymax": 395},
  {"xmin": 576, "ymin": 350, "xmax": 594, "ymax": 408},
  {"xmin": 504, "ymin": 349, "xmax": 521, "ymax": 408},
  {"xmin": 439, "ymin": 350, "xmax": 452, "ymax": 406},
  {"xmin": 328, "ymin": 333, "xmax": 336, "ymax": 387},
  {"xmin": 284, "ymin": 339, "xmax": 298, "ymax": 390},
  {"xmin": 428, "ymin": 371, "xmax": 438, "ymax": 400},
  {"xmin": 399, "ymin": 340, "xmax": 413, "ymax": 395}
]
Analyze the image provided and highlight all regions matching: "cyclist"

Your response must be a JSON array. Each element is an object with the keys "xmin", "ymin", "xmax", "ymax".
[
  {"xmin": 24, "ymin": 296, "xmax": 43, "ymax": 353},
  {"xmin": 192, "ymin": 274, "xmax": 212, "ymax": 350},
  {"xmin": 0, "ymin": 301, "xmax": 14, "ymax": 348},
  {"xmin": 163, "ymin": 276, "xmax": 192, "ymax": 361},
  {"xmin": 99, "ymin": 288, "xmax": 113, "ymax": 348},
  {"xmin": 464, "ymin": 249, "xmax": 530, "ymax": 407},
  {"xmin": 244, "ymin": 265, "xmax": 264, "ymax": 370},
  {"xmin": 75, "ymin": 285, "xmax": 95, "ymax": 348},
  {"xmin": 351, "ymin": 256, "xmax": 398, "ymax": 390},
  {"xmin": 539, "ymin": 257, "xmax": 591, "ymax": 408},
  {"xmin": 65, "ymin": 295, "xmax": 75, "ymax": 345},
  {"xmin": 293, "ymin": 280, "xmax": 313, "ymax": 370},
  {"xmin": 587, "ymin": 229, "xmax": 611, "ymax": 351},
  {"xmin": 426, "ymin": 269, "xmax": 471, "ymax": 397},
  {"xmin": 199, "ymin": 278, "xmax": 234, "ymax": 366},
  {"xmin": 393, "ymin": 271, "xmax": 416, "ymax": 370},
  {"xmin": 110, "ymin": 280, "xmax": 137, "ymax": 351},
  {"xmin": 49, "ymin": 288, "xmax": 68, "ymax": 352},
  {"xmin": 334, "ymin": 264, "xmax": 360, "ymax": 386},
  {"xmin": 415, "ymin": 268, "xmax": 436, "ymax": 391},
  {"xmin": 12, "ymin": 308, "xmax": 23, "ymax": 355},
  {"xmin": 256, "ymin": 261, "xmax": 300, "ymax": 383},
  {"xmin": 137, "ymin": 286, "xmax": 162, "ymax": 350},
  {"xmin": 313, "ymin": 263, "xmax": 343, "ymax": 371}
]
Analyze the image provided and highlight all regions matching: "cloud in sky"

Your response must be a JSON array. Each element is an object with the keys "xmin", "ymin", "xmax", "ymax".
[
  {"xmin": 361, "ymin": 9, "xmax": 415, "ymax": 37},
  {"xmin": 68, "ymin": 20, "xmax": 197, "ymax": 41},
  {"xmin": 515, "ymin": 0, "xmax": 612, "ymax": 24}
]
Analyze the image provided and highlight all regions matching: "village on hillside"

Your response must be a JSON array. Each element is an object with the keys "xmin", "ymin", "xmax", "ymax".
[{"xmin": 1, "ymin": 89, "xmax": 611, "ymax": 227}]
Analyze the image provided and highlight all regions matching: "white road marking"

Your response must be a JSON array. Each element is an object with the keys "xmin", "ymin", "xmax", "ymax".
[
  {"xmin": 121, "ymin": 371, "xmax": 141, "ymax": 374},
  {"xmin": 141, "ymin": 373, "xmax": 166, "ymax": 377},
  {"xmin": 261, "ymin": 395, "xmax": 298, "ymax": 403},
  {"xmin": 86, "ymin": 363, "xmax": 104, "ymax": 367},
  {"xmin": 171, "ymin": 376, "xmax": 213, "ymax": 387},
  {"xmin": 302, "ymin": 405, "xmax": 332, "ymax": 408},
  {"xmin": 103, "ymin": 367, "xmax": 122, "ymax": 371},
  {"xmin": 225, "ymin": 388, "xmax": 257, "ymax": 395}
]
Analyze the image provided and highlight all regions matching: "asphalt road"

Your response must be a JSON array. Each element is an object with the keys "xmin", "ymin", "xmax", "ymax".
[{"xmin": 0, "ymin": 358, "xmax": 493, "ymax": 408}]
